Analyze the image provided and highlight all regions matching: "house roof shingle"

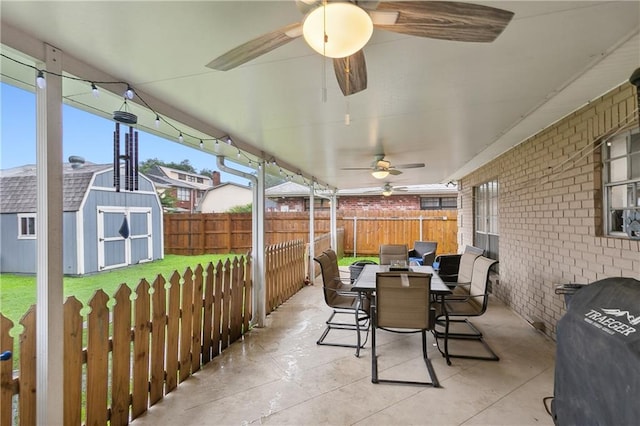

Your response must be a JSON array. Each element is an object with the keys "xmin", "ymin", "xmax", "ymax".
[{"xmin": 0, "ymin": 163, "xmax": 111, "ymax": 213}]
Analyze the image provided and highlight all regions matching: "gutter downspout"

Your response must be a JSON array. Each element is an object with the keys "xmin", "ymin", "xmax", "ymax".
[{"xmin": 216, "ymin": 156, "xmax": 266, "ymax": 327}]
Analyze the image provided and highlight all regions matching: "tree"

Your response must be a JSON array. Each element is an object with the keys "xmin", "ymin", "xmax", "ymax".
[
  {"xmin": 227, "ymin": 203, "xmax": 252, "ymax": 213},
  {"xmin": 200, "ymin": 167, "xmax": 214, "ymax": 177},
  {"xmin": 159, "ymin": 190, "xmax": 177, "ymax": 209},
  {"xmin": 139, "ymin": 158, "xmax": 197, "ymax": 174}
]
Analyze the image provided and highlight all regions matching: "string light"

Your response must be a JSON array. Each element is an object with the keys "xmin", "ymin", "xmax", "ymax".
[
  {"xmin": 2, "ymin": 53, "xmax": 336, "ymax": 191},
  {"xmin": 36, "ymin": 70, "xmax": 46, "ymax": 89}
]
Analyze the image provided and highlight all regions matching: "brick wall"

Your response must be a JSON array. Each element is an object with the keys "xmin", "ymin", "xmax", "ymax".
[
  {"xmin": 459, "ymin": 82, "xmax": 640, "ymax": 340},
  {"xmin": 337, "ymin": 195, "xmax": 421, "ymax": 210}
]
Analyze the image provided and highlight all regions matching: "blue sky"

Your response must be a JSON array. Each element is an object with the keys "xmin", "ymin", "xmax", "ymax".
[{"xmin": 0, "ymin": 82, "xmax": 249, "ymax": 184}]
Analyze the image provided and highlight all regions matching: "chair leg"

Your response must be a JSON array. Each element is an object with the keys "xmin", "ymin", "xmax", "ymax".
[
  {"xmin": 371, "ymin": 328, "xmax": 439, "ymax": 387},
  {"xmin": 434, "ymin": 318, "xmax": 499, "ymax": 362},
  {"xmin": 371, "ymin": 313, "xmax": 378, "ymax": 383},
  {"xmin": 316, "ymin": 309, "xmax": 370, "ymax": 349},
  {"xmin": 421, "ymin": 331, "xmax": 439, "ymax": 388}
]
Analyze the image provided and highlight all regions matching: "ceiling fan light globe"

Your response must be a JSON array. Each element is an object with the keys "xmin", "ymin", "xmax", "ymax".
[
  {"xmin": 371, "ymin": 169, "xmax": 389, "ymax": 179},
  {"xmin": 302, "ymin": 3, "xmax": 373, "ymax": 58},
  {"xmin": 382, "ymin": 190, "xmax": 392, "ymax": 197}
]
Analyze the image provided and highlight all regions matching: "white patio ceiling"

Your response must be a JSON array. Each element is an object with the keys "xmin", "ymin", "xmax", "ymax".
[{"xmin": 1, "ymin": 1, "xmax": 639, "ymax": 190}]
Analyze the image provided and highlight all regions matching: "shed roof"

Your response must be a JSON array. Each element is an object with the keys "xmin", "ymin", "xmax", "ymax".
[{"xmin": 0, "ymin": 163, "xmax": 110, "ymax": 213}]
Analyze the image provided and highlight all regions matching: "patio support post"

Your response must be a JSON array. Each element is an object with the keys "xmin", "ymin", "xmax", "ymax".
[
  {"xmin": 35, "ymin": 44, "xmax": 64, "ymax": 425},
  {"xmin": 330, "ymin": 191, "xmax": 337, "ymax": 252},
  {"xmin": 308, "ymin": 182, "xmax": 315, "ymax": 281},
  {"xmin": 255, "ymin": 159, "xmax": 266, "ymax": 327},
  {"xmin": 216, "ymin": 156, "xmax": 266, "ymax": 327}
]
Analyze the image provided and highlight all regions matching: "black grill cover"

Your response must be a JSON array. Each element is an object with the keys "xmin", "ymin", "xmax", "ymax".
[{"xmin": 553, "ymin": 277, "xmax": 640, "ymax": 425}]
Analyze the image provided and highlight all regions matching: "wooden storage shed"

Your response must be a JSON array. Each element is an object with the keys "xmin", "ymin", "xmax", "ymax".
[{"xmin": 0, "ymin": 162, "xmax": 164, "ymax": 275}]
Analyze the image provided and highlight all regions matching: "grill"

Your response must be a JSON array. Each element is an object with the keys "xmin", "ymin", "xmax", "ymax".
[{"xmin": 552, "ymin": 277, "xmax": 640, "ymax": 425}]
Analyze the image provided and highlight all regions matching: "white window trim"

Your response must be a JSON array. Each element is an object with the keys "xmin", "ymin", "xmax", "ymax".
[
  {"xmin": 602, "ymin": 128, "xmax": 640, "ymax": 239},
  {"xmin": 17, "ymin": 213, "xmax": 37, "ymax": 239}
]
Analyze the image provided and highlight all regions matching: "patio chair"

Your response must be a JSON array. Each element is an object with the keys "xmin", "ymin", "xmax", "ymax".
[
  {"xmin": 408, "ymin": 241, "xmax": 438, "ymax": 266},
  {"xmin": 434, "ymin": 256, "xmax": 500, "ymax": 361},
  {"xmin": 434, "ymin": 245, "xmax": 484, "ymax": 283},
  {"xmin": 372, "ymin": 271, "xmax": 439, "ymax": 387},
  {"xmin": 314, "ymin": 250, "xmax": 370, "ymax": 349},
  {"xmin": 379, "ymin": 244, "xmax": 408, "ymax": 265}
]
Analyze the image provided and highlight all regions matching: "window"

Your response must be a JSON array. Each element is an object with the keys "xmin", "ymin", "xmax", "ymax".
[
  {"xmin": 197, "ymin": 177, "xmax": 204, "ymax": 184},
  {"xmin": 474, "ymin": 180, "xmax": 499, "ymax": 260},
  {"xmin": 176, "ymin": 187, "xmax": 190, "ymax": 201},
  {"xmin": 420, "ymin": 196, "xmax": 457, "ymax": 210},
  {"xmin": 603, "ymin": 128, "xmax": 640, "ymax": 238},
  {"xmin": 177, "ymin": 173, "xmax": 186, "ymax": 181},
  {"xmin": 18, "ymin": 214, "xmax": 36, "ymax": 238}
]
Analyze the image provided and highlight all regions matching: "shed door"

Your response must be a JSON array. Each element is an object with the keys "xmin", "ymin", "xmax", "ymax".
[{"xmin": 97, "ymin": 207, "xmax": 153, "ymax": 271}]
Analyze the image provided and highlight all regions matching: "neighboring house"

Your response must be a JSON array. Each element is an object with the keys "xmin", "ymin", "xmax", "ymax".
[
  {"xmin": 197, "ymin": 171, "xmax": 252, "ymax": 213},
  {"xmin": 145, "ymin": 165, "xmax": 213, "ymax": 213},
  {"xmin": 0, "ymin": 162, "xmax": 164, "ymax": 275},
  {"xmin": 266, "ymin": 181, "xmax": 458, "ymax": 212}
]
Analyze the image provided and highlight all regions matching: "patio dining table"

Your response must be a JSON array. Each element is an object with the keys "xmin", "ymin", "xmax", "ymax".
[{"xmin": 350, "ymin": 264, "xmax": 452, "ymax": 363}]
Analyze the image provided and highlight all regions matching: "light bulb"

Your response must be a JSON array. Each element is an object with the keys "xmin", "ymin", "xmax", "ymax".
[
  {"xmin": 226, "ymin": 136, "xmax": 233, "ymax": 145},
  {"xmin": 36, "ymin": 70, "xmax": 46, "ymax": 89},
  {"xmin": 91, "ymin": 83, "xmax": 99, "ymax": 98},
  {"xmin": 155, "ymin": 115, "xmax": 160, "ymax": 129},
  {"xmin": 371, "ymin": 169, "xmax": 389, "ymax": 179},
  {"xmin": 178, "ymin": 132, "xmax": 184, "ymax": 143},
  {"xmin": 200, "ymin": 140, "xmax": 204, "ymax": 149},
  {"xmin": 125, "ymin": 85, "xmax": 134, "ymax": 100},
  {"xmin": 302, "ymin": 3, "xmax": 373, "ymax": 58},
  {"xmin": 237, "ymin": 150, "xmax": 241, "ymax": 158},
  {"xmin": 214, "ymin": 140, "xmax": 220, "ymax": 152}
]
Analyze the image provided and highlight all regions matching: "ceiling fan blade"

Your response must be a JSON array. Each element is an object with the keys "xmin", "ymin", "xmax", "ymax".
[
  {"xmin": 206, "ymin": 23, "xmax": 303, "ymax": 71},
  {"xmin": 333, "ymin": 50, "xmax": 367, "ymax": 96},
  {"xmin": 341, "ymin": 167, "xmax": 373, "ymax": 171},
  {"xmin": 389, "ymin": 169, "xmax": 403, "ymax": 176},
  {"xmin": 374, "ymin": 1, "xmax": 514, "ymax": 43},
  {"xmin": 395, "ymin": 162, "xmax": 425, "ymax": 169}
]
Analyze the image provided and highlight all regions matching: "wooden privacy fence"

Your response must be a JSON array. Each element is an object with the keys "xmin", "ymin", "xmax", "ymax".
[
  {"xmin": 164, "ymin": 210, "xmax": 456, "ymax": 257},
  {"xmin": 0, "ymin": 246, "xmax": 307, "ymax": 425},
  {"xmin": 341, "ymin": 209, "xmax": 458, "ymax": 256}
]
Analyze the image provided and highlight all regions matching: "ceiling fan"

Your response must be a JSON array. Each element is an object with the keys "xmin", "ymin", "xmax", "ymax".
[
  {"xmin": 206, "ymin": 1, "xmax": 514, "ymax": 96},
  {"xmin": 342, "ymin": 154, "xmax": 425, "ymax": 179},
  {"xmin": 374, "ymin": 182, "xmax": 408, "ymax": 196}
]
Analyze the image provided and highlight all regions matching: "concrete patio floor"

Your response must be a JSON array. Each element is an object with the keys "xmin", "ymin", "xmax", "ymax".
[{"xmin": 131, "ymin": 271, "xmax": 557, "ymax": 425}]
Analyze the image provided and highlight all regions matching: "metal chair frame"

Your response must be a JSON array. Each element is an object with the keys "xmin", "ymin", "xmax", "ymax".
[
  {"xmin": 371, "ymin": 272, "xmax": 440, "ymax": 387},
  {"xmin": 434, "ymin": 256, "xmax": 500, "ymax": 362},
  {"xmin": 315, "ymin": 250, "xmax": 370, "ymax": 349}
]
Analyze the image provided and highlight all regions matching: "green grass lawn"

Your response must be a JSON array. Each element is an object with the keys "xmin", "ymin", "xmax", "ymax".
[
  {"xmin": 338, "ymin": 256, "xmax": 379, "ymax": 267},
  {"xmin": 0, "ymin": 254, "xmax": 239, "ymax": 326}
]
